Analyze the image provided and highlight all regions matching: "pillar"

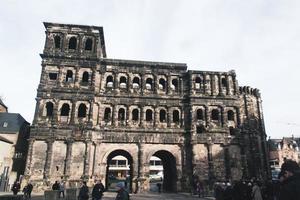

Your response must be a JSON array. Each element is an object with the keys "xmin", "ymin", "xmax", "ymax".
[
  {"xmin": 44, "ymin": 139, "xmax": 54, "ymax": 179},
  {"xmin": 64, "ymin": 139, "xmax": 73, "ymax": 179}
]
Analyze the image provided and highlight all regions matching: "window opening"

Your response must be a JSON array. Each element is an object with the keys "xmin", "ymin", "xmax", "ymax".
[
  {"xmin": 82, "ymin": 72, "xmax": 89, "ymax": 83},
  {"xmin": 227, "ymin": 110, "xmax": 235, "ymax": 121},
  {"xmin": 106, "ymin": 76, "xmax": 113, "ymax": 88},
  {"xmin": 132, "ymin": 77, "xmax": 140, "ymax": 89},
  {"xmin": 68, "ymin": 37, "xmax": 77, "ymax": 49},
  {"xmin": 173, "ymin": 110, "xmax": 180, "ymax": 123},
  {"xmin": 85, "ymin": 38, "xmax": 93, "ymax": 51},
  {"xmin": 49, "ymin": 73, "xmax": 58, "ymax": 80},
  {"xmin": 120, "ymin": 76, "xmax": 127, "ymax": 88},
  {"xmin": 197, "ymin": 125, "xmax": 205, "ymax": 134},
  {"xmin": 132, "ymin": 109, "xmax": 139, "ymax": 121},
  {"xmin": 118, "ymin": 108, "xmax": 125, "ymax": 121},
  {"xmin": 196, "ymin": 109, "xmax": 203, "ymax": 120},
  {"xmin": 159, "ymin": 78, "xmax": 166, "ymax": 90},
  {"xmin": 221, "ymin": 78, "xmax": 227, "ymax": 87},
  {"xmin": 46, "ymin": 102, "xmax": 54, "ymax": 117},
  {"xmin": 195, "ymin": 77, "xmax": 202, "ymax": 89},
  {"xmin": 66, "ymin": 70, "xmax": 73, "ymax": 82},
  {"xmin": 146, "ymin": 109, "xmax": 153, "ymax": 121},
  {"xmin": 211, "ymin": 109, "xmax": 219, "ymax": 120},
  {"xmin": 78, "ymin": 104, "xmax": 87, "ymax": 118},
  {"xmin": 104, "ymin": 108, "xmax": 111, "ymax": 120},
  {"xmin": 146, "ymin": 78, "xmax": 153, "ymax": 90},
  {"xmin": 54, "ymin": 35, "xmax": 61, "ymax": 49},
  {"xmin": 61, "ymin": 104, "xmax": 70, "ymax": 116},
  {"xmin": 171, "ymin": 79, "xmax": 178, "ymax": 90},
  {"xmin": 159, "ymin": 110, "xmax": 166, "ymax": 122}
]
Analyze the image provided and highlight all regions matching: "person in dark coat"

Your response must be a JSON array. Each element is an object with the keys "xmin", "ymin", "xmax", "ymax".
[
  {"xmin": 92, "ymin": 180, "xmax": 105, "ymax": 200},
  {"xmin": 115, "ymin": 182, "xmax": 129, "ymax": 200},
  {"xmin": 279, "ymin": 160, "xmax": 300, "ymax": 200},
  {"xmin": 52, "ymin": 181, "xmax": 60, "ymax": 190},
  {"xmin": 78, "ymin": 181, "xmax": 89, "ymax": 200},
  {"xmin": 11, "ymin": 181, "xmax": 20, "ymax": 195},
  {"xmin": 24, "ymin": 182, "xmax": 33, "ymax": 199}
]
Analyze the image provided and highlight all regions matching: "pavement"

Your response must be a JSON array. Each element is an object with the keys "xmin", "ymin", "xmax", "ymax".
[{"xmin": 0, "ymin": 192, "xmax": 215, "ymax": 200}]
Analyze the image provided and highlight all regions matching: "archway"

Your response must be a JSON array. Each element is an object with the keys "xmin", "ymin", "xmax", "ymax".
[
  {"xmin": 150, "ymin": 150, "xmax": 177, "ymax": 192},
  {"xmin": 106, "ymin": 150, "xmax": 133, "ymax": 192}
]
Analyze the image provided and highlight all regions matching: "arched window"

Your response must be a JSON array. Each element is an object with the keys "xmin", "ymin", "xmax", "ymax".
[
  {"xmin": 159, "ymin": 110, "xmax": 166, "ymax": 122},
  {"xmin": 132, "ymin": 109, "xmax": 139, "ymax": 121},
  {"xmin": 221, "ymin": 78, "xmax": 227, "ymax": 87},
  {"xmin": 146, "ymin": 78, "xmax": 153, "ymax": 90},
  {"xmin": 132, "ymin": 77, "xmax": 140, "ymax": 88},
  {"xmin": 85, "ymin": 38, "xmax": 93, "ymax": 51},
  {"xmin": 106, "ymin": 76, "xmax": 114, "ymax": 87},
  {"xmin": 195, "ymin": 77, "xmax": 202, "ymax": 89},
  {"xmin": 82, "ymin": 72, "xmax": 89, "ymax": 83},
  {"xmin": 173, "ymin": 110, "xmax": 180, "ymax": 123},
  {"xmin": 46, "ymin": 102, "xmax": 54, "ymax": 117},
  {"xmin": 118, "ymin": 108, "xmax": 125, "ymax": 121},
  {"xmin": 146, "ymin": 109, "xmax": 153, "ymax": 121},
  {"xmin": 159, "ymin": 78, "xmax": 166, "ymax": 90},
  {"xmin": 227, "ymin": 110, "xmax": 235, "ymax": 121},
  {"xmin": 61, "ymin": 104, "xmax": 70, "ymax": 116},
  {"xmin": 211, "ymin": 109, "xmax": 219, "ymax": 120},
  {"xmin": 66, "ymin": 70, "xmax": 73, "ymax": 82},
  {"xmin": 54, "ymin": 35, "xmax": 61, "ymax": 49},
  {"xmin": 197, "ymin": 125, "xmax": 205, "ymax": 134},
  {"xmin": 104, "ymin": 108, "xmax": 111, "ymax": 120},
  {"xmin": 196, "ymin": 109, "xmax": 203, "ymax": 120},
  {"xmin": 78, "ymin": 104, "xmax": 87, "ymax": 118},
  {"xmin": 229, "ymin": 126, "xmax": 235, "ymax": 135},
  {"xmin": 120, "ymin": 76, "xmax": 127, "ymax": 88},
  {"xmin": 68, "ymin": 37, "xmax": 77, "ymax": 50},
  {"xmin": 171, "ymin": 79, "xmax": 178, "ymax": 90}
]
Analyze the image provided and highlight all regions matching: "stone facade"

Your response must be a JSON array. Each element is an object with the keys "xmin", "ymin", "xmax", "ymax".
[{"xmin": 25, "ymin": 22, "xmax": 270, "ymax": 192}]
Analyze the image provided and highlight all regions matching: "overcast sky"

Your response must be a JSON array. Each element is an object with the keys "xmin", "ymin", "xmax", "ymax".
[{"xmin": 0, "ymin": 0, "xmax": 299, "ymax": 138}]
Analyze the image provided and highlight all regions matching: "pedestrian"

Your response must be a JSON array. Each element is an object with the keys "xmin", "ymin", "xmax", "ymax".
[
  {"xmin": 196, "ymin": 180, "xmax": 204, "ymax": 198},
  {"xmin": 252, "ymin": 181, "xmax": 263, "ymax": 200},
  {"xmin": 115, "ymin": 182, "xmax": 129, "ymax": 200},
  {"xmin": 24, "ymin": 181, "xmax": 33, "ymax": 199},
  {"xmin": 278, "ymin": 160, "xmax": 300, "ymax": 200},
  {"xmin": 223, "ymin": 182, "xmax": 233, "ymax": 200},
  {"xmin": 11, "ymin": 181, "xmax": 20, "ymax": 195},
  {"xmin": 59, "ymin": 181, "xmax": 65, "ymax": 198},
  {"xmin": 92, "ymin": 179, "xmax": 105, "ymax": 200},
  {"xmin": 78, "ymin": 181, "xmax": 89, "ymax": 200},
  {"xmin": 52, "ymin": 181, "xmax": 60, "ymax": 191},
  {"xmin": 214, "ymin": 182, "xmax": 224, "ymax": 200},
  {"xmin": 156, "ymin": 182, "xmax": 162, "ymax": 193}
]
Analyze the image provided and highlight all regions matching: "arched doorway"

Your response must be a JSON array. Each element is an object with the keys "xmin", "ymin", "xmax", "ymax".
[
  {"xmin": 106, "ymin": 150, "xmax": 133, "ymax": 192},
  {"xmin": 150, "ymin": 150, "xmax": 177, "ymax": 192}
]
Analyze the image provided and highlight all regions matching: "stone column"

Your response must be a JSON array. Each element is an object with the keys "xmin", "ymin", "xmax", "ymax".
[
  {"xmin": 210, "ymin": 74, "xmax": 215, "ymax": 96},
  {"xmin": 88, "ymin": 100, "xmax": 94, "ymax": 123},
  {"xmin": 25, "ymin": 138, "xmax": 35, "ymax": 176},
  {"xmin": 220, "ymin": 106, "xmax": 225, "ymax": 127},
  {"xmin": 70, "ymin": 100, "xmax": 76, "ymax": 124},
  {"xmin": 74, "ymin": 67, "xmax": 80, "ymax": 88},
  {"xmin": 33, "ymin": 98, "xmax": 41, "ymax": 124},
  {"xmin": 232, "ymin": 74, "xmax": 238, "ymax": 95},
  {"xmin": 204, "ymin": 106, "xmax": 209, "ymax": 127},
  {"xmin": 84, "ymin": 140, "xmax": 92, "ymax": 178},
  {"xmin": 52, "ymin": 99, "xmax": 59, "ymax": 124},
  {"xmin": 58, "ymin": 66, "xmax": 64, "ymax": 87},
  {"xmin": 64, "ymin": 139, "xmax": 73, "ymax": 179},
  {"xmin": 44, "ymin": 139, "xmax": 54, "ymax": 179},
  {"xmin": 226, "ymin": 75, "xmax": 231, "ymax": 95},
  {"xmin": 236, "ymin": 107, "xmax": 241, "ymax": 126},
  {"xmin": 218, "ymin": 74, "xmax": 224, "ymax": 96},
  {"xmin": 206, "ymin": 139, "xmax": 215, "ymax": 182},
  {"xmin": 91, "ymin": 68, "xmax": 96, "ymax": 88}
]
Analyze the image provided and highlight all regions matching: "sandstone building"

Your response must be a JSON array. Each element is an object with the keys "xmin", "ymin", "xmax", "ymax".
[{"xmin": 25, "ymin": 22, "xmax": 269, "ymax": 192}]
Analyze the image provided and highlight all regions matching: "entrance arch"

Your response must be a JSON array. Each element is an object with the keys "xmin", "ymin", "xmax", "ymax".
[
  {"xmin": 151, "ymin": 150, "xmax": 177, "ymax": 192},
  {"xmin": 106, "ymin": 149, "xmax": 133, "ymax": 192}
]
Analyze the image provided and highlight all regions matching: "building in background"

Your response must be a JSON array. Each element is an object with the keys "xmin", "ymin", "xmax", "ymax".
[
  {"xmin": 25, "ymin": 22, "xmax": 269, "ymax": 192},
  {"xmin": 268, "ymin": 137, "xmax": 300, "ymax": 180},
  {"xmin": 0, "ymin": 100, "xmax": 30, "ymax": 191}
]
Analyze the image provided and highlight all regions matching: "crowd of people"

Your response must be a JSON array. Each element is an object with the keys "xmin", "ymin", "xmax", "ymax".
[
  {"xmin": 191, "ymin": 159, "xmax": 300, "ymax": 200},
  {"xmin": 9, "ymin": 159, "xmax": 300, "ymax": 200}
]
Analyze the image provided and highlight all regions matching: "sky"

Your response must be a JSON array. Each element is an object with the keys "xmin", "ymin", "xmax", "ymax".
[{"xmin": 0, "ymin": 0, "xmax": 299, "ymax": 139}]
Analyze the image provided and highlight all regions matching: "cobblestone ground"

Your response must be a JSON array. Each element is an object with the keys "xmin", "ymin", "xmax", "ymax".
[{"xmin": 1, "ymin": 192, "xmax": 215, "ymax": 200}]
